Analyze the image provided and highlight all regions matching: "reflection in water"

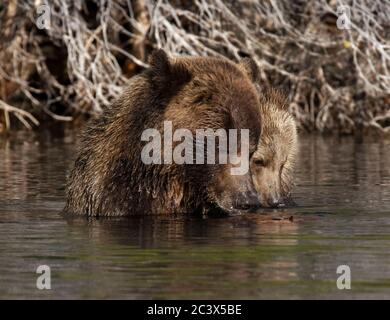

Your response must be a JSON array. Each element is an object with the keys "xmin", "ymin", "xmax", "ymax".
[{"xmin": 0, "ymin": 133, "xmax": 390, "ymax": 299}]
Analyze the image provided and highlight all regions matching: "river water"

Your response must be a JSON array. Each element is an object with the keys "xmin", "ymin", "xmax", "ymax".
[{"xmin": 0, "ymin": 132, "xmax": 390, "ymax": 299}]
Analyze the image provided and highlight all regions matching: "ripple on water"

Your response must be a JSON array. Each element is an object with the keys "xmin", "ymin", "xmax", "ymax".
[{"xmin": 0, "ymin": 133, "xmax": 390, "ymax": 299}]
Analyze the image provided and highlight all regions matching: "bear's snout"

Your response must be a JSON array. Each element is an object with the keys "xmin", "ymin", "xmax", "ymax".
[{"xmin": 266, "ymin": 195, "xmax": 285, "ymax": 208}]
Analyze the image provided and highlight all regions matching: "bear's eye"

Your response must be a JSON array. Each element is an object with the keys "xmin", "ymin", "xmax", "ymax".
[
  {"xmin": 193, "ymin": 93, "xmax": 212, "ymax": 105},
  {"xmin": 253, "ymin": 159, "xmax": 265, "ymax": 166}
]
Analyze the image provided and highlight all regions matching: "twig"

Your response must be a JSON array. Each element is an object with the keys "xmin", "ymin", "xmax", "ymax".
[{"xmin": 0, "ymin": 99, "xmax": 39, "ymax": 130}]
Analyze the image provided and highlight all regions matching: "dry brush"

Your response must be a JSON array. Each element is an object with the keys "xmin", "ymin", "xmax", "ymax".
[{"xmin": 0, "ymin": 0, "xmax": 389, "ymax": 135}]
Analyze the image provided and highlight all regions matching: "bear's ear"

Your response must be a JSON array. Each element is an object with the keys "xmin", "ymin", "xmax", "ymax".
[
  {"xmin": 261, "ymin": 87, "xmax": 290, "ymax": 111},
  {"xmin": 238, "ymin": 57, "xmax": 259, "ymax": 83},
  {"xmin": 148, "ymin": 49, "xmax": 191, "ymax": 92},
  {"xmin": 149, "ymin": 49, "xmax": 171, "ymax": 78}
]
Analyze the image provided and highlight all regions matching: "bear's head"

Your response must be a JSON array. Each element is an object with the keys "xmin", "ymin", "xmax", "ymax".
[{"xmin": 250, "ymin": 88, "xmax": 298, "ymax": 208}]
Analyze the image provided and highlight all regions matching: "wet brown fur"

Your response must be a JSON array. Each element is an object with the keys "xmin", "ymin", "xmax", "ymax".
[{"xmin": 65, "ymin": 50, "xmax": 262, "ymax": 216}]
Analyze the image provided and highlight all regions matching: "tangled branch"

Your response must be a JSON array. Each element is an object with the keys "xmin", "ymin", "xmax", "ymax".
[{"xmin": 0, "ymin": 0, "xmax": 389, "ymax": 134}]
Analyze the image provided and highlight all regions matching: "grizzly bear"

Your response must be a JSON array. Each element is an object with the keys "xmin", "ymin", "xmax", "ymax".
[
  {"xmin": 65, "ymin": 50, "xmax": 296, "ymax": 216},
  {"xmin": 251, "ymin": 87, "xmax": 298, "ymax": 207}
]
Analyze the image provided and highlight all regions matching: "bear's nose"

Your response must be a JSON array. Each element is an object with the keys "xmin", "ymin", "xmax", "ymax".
[
  {"xmin": 267, "ymin": 197, "xmax": 284, "ymax": 208},
  {"xmin": 235, "ymin": 191, "xmax": 261, "ymax": 211}
]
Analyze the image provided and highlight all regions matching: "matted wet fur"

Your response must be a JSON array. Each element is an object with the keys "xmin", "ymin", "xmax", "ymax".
[
  {"xmin": 65, "ymin": 50, "xmax": 262, "ymax": 216},
  {"xmin": 65, "ymin": 50, "xmax": 297, "ymax": 216},
  {"xmin": 251, "ymin": 87, "xmax": 298, "ymax": 207}
]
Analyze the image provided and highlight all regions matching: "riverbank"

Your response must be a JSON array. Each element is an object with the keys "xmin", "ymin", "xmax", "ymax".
[{"xmin": 1, "ymin": 1, "xmax": 390, "ymax": 136}]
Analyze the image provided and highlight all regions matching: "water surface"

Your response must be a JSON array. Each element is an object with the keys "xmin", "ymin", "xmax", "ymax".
[{"xmin": 1, "ymin": 133, "xmax": 390, "ymax": 299}]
